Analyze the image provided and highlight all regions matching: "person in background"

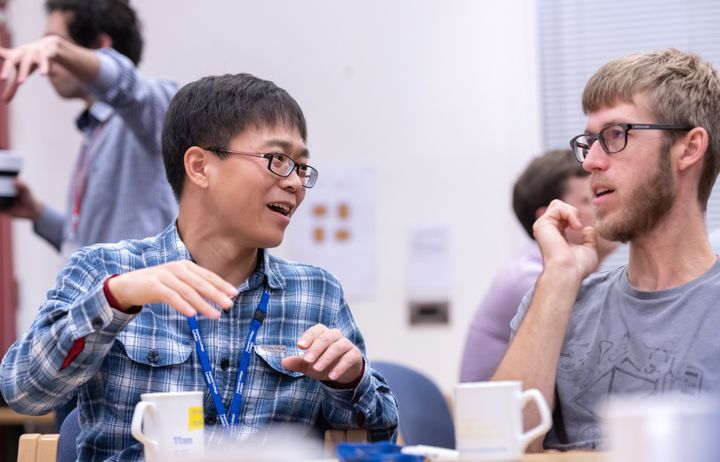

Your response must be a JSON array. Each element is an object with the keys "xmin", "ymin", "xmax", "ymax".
[
  {"xmin": 0, "ymin": 0, "xmax": 177, "ymax": 257},
  {"xmin": 0, "ymin": 72, "xmax": 398, "ymax": 461},
  {"xmin": 494, "ymin": 48, "xmax": 720, "ymax": 451},
  {"xmin": 0, "ymin": 0, "xmax": 177, "ymax": 426},
  {"xmin": 459, "ymin": 149, "xmax": 617, "ymax": 382}
]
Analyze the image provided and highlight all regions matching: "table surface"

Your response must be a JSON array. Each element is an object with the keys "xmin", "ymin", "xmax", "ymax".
[
  {"xmin": 522, "ymin": 453, "xmax": 605, "ymax": 462},
  {"xmin": 311, "ymin": 452, "xmax": 606, "ymax": 462}
]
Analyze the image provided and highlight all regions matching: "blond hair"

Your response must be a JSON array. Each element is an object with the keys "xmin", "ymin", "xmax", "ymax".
[{"xmin": 582, "ymin": 48, "xmax": 720, "ymax": 209}]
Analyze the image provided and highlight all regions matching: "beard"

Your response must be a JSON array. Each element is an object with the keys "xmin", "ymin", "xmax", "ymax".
[{"xmin": 595, "ymin": 143, "xmax": 676, "ymax": 243}]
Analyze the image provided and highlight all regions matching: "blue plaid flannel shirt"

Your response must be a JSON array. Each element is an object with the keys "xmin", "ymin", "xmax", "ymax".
[{"xmin": 0, "ymin": 223, "xmax": 398, "ymax": 461}]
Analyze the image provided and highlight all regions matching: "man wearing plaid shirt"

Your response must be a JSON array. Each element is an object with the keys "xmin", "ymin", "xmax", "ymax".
[{"xmin": 0, "ymin": 73, "xmax": 398, "ymax": 461}]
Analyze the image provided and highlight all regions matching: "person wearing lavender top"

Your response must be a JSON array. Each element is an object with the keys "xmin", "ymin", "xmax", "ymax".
[{"xmin": 460, "ymin": 150, "xmax": 617, "ymax": 382}]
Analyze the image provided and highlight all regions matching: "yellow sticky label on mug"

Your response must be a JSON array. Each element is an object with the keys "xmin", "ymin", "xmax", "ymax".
[{"xmin": 188, "ymin": 406, "xmax": 204, "ymax": 431}]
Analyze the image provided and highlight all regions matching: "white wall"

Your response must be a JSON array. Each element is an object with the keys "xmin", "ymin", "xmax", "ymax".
[{"xmin": 8, "ymin": 0, "xmax": 541, "ymax": 394}]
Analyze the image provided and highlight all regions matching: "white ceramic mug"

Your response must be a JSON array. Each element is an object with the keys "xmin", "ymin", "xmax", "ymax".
[
  {"xmin": 0, "ymin": 152, "xmax": 22, "ymax": 210},
  {"xmin": 604, "ymin": 394, "xmax": 720, "ymax": 462},
  {"xmin": 454, "ymin": 381, "xmax": 552, "ymax": 461},
  {"xmin": 131, "ymin": 391, "xmax": 205, "ymax": 461}
]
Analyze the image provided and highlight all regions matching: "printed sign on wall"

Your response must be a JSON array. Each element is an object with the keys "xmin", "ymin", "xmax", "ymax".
[{"xmin": 281, "ymin": 166, "xmax": 376, "ymax": 298}]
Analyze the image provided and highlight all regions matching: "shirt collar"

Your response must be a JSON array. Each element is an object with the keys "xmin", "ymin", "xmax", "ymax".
[
  {"xmin": 75, "ymin": 101, "xmax": 114, "ymax": 132},
  {"xmin": 164, "ymin": 221, "xmax": 284, "ymax": 292}
]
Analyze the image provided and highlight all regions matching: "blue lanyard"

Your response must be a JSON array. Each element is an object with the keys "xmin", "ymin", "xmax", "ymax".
[{"xmin": 187, "ymin": 282, "xmax": 270, "ymax": 427}]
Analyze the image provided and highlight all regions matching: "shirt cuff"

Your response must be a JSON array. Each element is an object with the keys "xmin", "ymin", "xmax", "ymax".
[
  {"xmin": 103, "ymin": 275, "xmax": 142, "ymax": 314},
  {"xmin": 32, "ymin": 206, "xmax": 64, "ymax": 251}
]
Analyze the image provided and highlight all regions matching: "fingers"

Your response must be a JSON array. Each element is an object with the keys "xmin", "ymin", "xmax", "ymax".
[
  {"xmin": 157, "ymin": 271, "xmax": 221, "ymax": 319},
  {"xmin": 108, "ymin": 261, "xmax": 238, "ymax": 320},
  {"xmin": 581, "ymin": 226, "xmax": 598, "ymax": 249},
  {"xmin": 296, "ymin": 323, "xmax": 328, "ymax": 350},
  {"xmin": 154, "ymin": 261, "xmax": 238, "ymax": 319},
  {"xmin": 292, "ymin": 324, "xmax": 364, "ymax": 382},
  {"xmin": 0, "ymin": 49, "xmax": 22, "ymax": 103},
  {"xmin": 174, "ymin": 261, "xmax": 237, "ymax": 309},
  {"xmin": 0, "ymin": 37, "xmax": 58, "ymax": 102},
  {"xmin": 547, "ymin": 199, "xmax": 583, "ymax": 230},
  {"xmin": 0, "ymin": 68, "xmax": 19, "ymax": 103},
  {"xmin": 16, "ymin": 47, "xmax": 39, "ymax": 84}
]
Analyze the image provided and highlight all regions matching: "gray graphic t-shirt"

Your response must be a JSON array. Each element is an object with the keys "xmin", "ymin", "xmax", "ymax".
[{"xmin": 510, "ymin": 259, "xmax": 720, "ymax": 450}]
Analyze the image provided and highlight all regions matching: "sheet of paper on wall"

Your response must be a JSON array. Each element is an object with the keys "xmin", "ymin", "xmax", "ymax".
[
  {"xmin": 281, "ymin": 166, "xmax": 376, "ymax": 299},
  {"xmin": 406, "ymin": 226, "xmax": 451, "ymax": 324}
]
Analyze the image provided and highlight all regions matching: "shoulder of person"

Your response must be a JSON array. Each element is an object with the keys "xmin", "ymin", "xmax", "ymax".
[
  {"xmin": 267, "ymin": 254, "xmax": 343, "ymax": 287},
  {"xmin": 66, "ymin": 233, "xmax": 165, "ymax": 275}
]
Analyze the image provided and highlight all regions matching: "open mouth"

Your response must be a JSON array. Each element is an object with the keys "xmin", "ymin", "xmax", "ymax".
[
  {"xmin": 267, "ymin": 202, "xmax": 292, "ymax": 216},
  {"xmin": 594, "ymin": 187, "xmax": 615, "ymax": 198}
]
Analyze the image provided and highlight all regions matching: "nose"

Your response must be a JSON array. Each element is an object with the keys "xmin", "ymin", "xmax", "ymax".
[
  {"xmin": 279, "ymin": 167, "xmax": 303, "ymax": 191},
  {"xmin": 582, "ymin": 139, "xmax": 609, "ymax": 172}
]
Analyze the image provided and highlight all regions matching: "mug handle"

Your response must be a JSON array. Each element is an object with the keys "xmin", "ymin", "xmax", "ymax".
[
  {"xmin": 131, "ymin": 401, "xmax": 159, "ymax": 451},
  {"xmin": 517, "ymin": 388, "xmax": 552, "ymax": 451}
]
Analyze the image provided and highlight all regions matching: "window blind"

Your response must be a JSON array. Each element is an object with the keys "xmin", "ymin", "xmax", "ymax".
[{"xmin": 538, "ymin": 0, "xmax": 720, "ymax": 269}]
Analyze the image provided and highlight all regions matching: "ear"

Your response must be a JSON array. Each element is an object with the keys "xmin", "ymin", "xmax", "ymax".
[
  {"xmin": 677, "ymin": 127, "xmax": 709, "ymax": 172},
  {"xmin": 184, "ymin": 146, "xmax": 210, "ymax": 190},
  {"xmin": 535, "ymin": 206, "xmax": 547, "ymax": 220},
  {"xmin": 92, "ymin": 33, "xmax": 113, "ymax": 50}
]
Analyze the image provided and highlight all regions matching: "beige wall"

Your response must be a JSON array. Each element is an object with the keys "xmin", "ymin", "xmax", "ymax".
[{"xmin": 8, "ymin": 0, "xmax": 541, "ymax": 394}]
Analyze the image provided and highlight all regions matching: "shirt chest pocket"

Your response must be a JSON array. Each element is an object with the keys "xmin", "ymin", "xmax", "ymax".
[
  {"xmin": 246, "ymin": 342, "xmax": 316, "ymax": 419},
  {"xmin": 113, "ymin": 325, "xmax": 193, "ymax": 397},
  {"xmin": 120, "ymin": 335, "xmax": 192, "ymax": 367},
  {"xmin": 102, "ymin": 326, "xmax": 194, "ymax": 418}
]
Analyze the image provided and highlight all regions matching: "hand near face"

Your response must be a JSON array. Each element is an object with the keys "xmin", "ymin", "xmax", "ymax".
[
  {"xmin": 106, "ymin": 261, "xmax": 238, "ymax": 319},
  {"xmin": 281, "ymin": 324, "xmax": 364, "ymax": 385},
  {"xmin": 533, "ymin": 199, "xmax": 599, "ymax": 279},
  {"xmin": 0, "ymin": 36, "xmax": 61, "ymax": 102}
]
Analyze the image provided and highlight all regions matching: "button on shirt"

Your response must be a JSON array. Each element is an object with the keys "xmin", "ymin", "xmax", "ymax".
[
  {"xmin": 33, "ymin": 48, "xmax": 178, "ymax": 252},
  {"xmin": 0, "ymin": 223, "xmax": 398, "ymax": 462}
]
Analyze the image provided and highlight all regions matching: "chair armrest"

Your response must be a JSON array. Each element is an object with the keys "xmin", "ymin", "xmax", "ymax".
[
  {"xmin": 17, "ymin": 433, "xmax": 58, "ymax": 462},
  {"xmin": 17, "ymin": 433, "xmax": 40, "ymax": 462},
  {"xmin": 324, "ymin": 429, "xmax": 369, "ymax": 457},
  {"xmin": 37, "ymin": 434, "xmax": 59, "ymax": 462}
]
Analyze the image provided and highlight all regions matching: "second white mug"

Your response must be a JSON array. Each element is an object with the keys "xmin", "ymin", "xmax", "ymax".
[{"xmin": 454, "ymin": 380, "xmax": 551, "ymax": 461}]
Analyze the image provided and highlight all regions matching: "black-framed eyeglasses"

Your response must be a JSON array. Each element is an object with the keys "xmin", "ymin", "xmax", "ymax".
[
  {"xmin": 205, "ymin": 147, "xmax": 318, "ymax": 188},
  {"xmin": 569, "ymin": 123, "xmax": 692, "ymax": 163}
]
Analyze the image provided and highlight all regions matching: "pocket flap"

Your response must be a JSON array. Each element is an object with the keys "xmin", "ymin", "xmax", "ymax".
[
  {"xmin": 254, "ymin": 343, "xmax": 304, "ymax": 378},
  {"xmin": 117, "ymin": 323, "xmax": 192, "ymax": 367}
]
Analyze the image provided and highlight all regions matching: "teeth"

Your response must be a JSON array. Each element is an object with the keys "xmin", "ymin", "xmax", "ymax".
[{"xmin": 269, "ymin": 202, "xmax": 291, "ymax": 214}]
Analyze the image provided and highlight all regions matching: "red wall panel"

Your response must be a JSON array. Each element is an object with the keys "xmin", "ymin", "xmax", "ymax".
[{"xmin": 0, "ymin": 6, "xmax": 17, "ymax": 357}]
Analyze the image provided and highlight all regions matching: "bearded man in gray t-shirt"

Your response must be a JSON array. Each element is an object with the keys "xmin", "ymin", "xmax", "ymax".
[{"xmin": 493, "ymin": 48, "xmax": 720, "ymax": 452}]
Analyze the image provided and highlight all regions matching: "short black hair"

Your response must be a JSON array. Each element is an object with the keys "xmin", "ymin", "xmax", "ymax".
[
  {"xmin": 45, "ymin": 0, "xmax": 143, "ymax": 65},
  {"xmin": 512, "ymin": 149, "xmax": 588, "ymax": 239},
  {"xmin": 162, "ymin": 73, "xmax": 308, "ymax": 200}
]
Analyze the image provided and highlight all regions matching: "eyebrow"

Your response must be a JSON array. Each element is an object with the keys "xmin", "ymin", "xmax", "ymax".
[
  {"xmin": 585, "ymin": 120, "xmax": 627, "ymax": 133},
  {"xmin": 262, "ymin": 139, "xmax": 310, "ymax": 159}
]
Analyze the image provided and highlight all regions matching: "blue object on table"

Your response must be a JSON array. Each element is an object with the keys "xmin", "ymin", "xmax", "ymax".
[{"xmin": 337, "ymin": 442, "xmax": 424, "ymax": 462}]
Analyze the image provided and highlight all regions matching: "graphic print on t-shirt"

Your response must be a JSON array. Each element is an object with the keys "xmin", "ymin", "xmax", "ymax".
[{"xmin": 558, "ymin": 330, "xmax": 703, "ymax": 419}]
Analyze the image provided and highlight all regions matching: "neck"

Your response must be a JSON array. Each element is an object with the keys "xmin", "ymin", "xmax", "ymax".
[
  {"xmin": 177, "ymin": 213, "xmax": 259, "ymax": 288},
  {"xmin": 626, "ymin": 202, "xmax": 715, "ymax": 291}
]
